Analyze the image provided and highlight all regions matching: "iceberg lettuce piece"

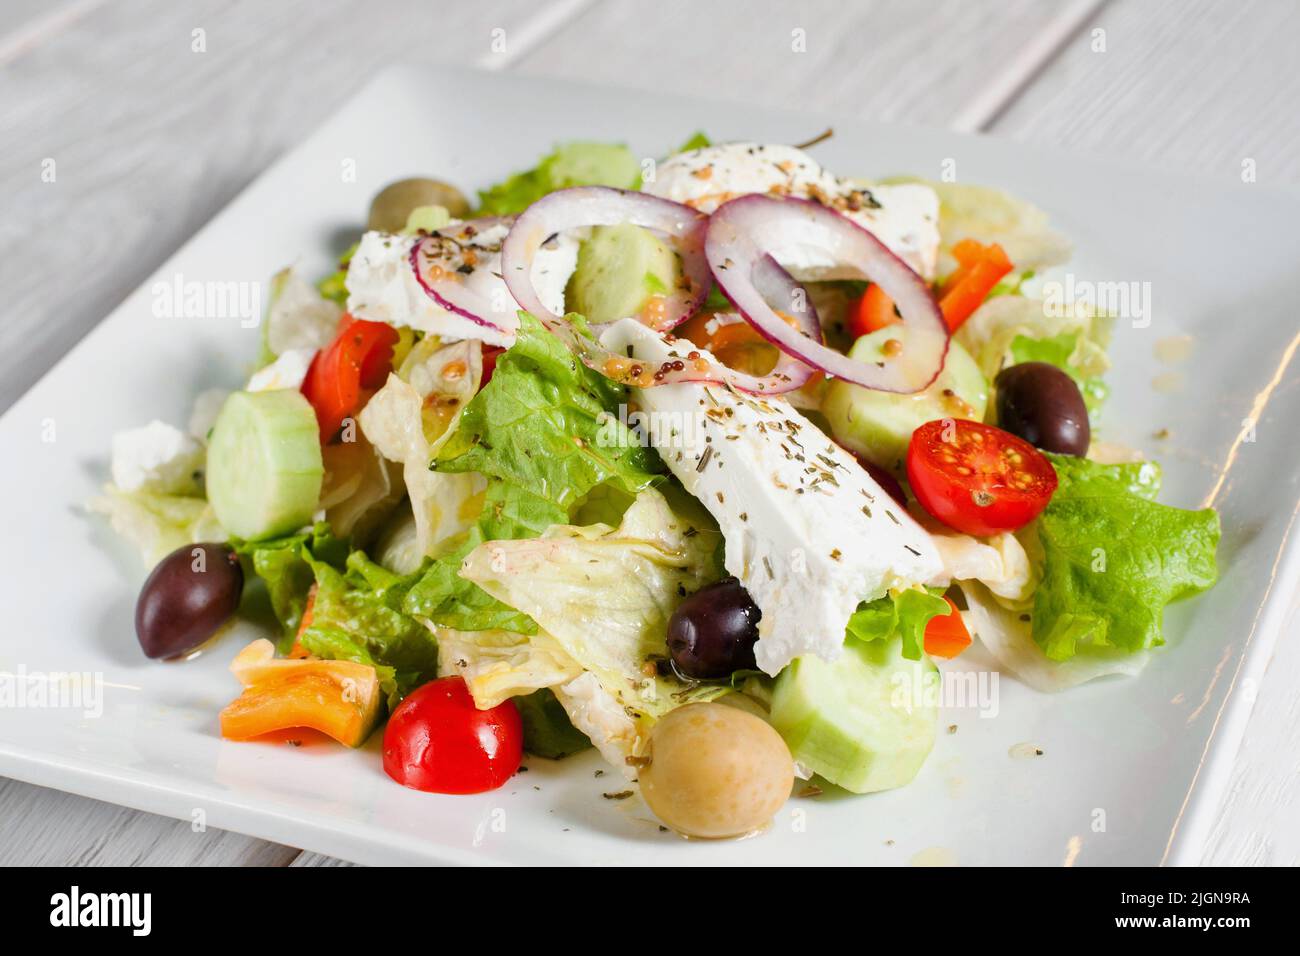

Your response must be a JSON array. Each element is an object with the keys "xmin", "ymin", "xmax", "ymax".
[
  {"xmin": 88, "ymin": 486, "xmax": 223, "ymax": 567},
  {"xmin": 359, "ymin": 339, "xmax": 486, "ymax": 559},
  {"xmin": 460, "ymin": 489, "xmax": 725, "ymax": 718}
]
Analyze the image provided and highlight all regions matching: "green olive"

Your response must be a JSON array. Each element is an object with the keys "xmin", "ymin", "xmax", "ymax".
[
  {"xmin": 638, "ymin": 702, "xmax": 793, "ymax": 839},
  {"xmin": 367, "ymin": 178, "xmax": 470, "ymax": 231}
]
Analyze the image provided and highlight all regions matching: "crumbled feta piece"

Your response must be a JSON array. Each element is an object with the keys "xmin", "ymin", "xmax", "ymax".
[
  {"xmin": 110, "ymin": 420, "xmax": 204, "ymax": 495},
  {"xmin": 645, "ymin": 142, "xmax": 940, "ymax": 279},
  {"xmin": 246, "ymin": 347, "xmax": 314, "ymax": 392},
  {"xmin": 344, "ymin": 226, "xmax": 577, "ymax": 348},
  {"xmin": 600, "ymin": 319, "xmax": 942, "ymax": 674}
]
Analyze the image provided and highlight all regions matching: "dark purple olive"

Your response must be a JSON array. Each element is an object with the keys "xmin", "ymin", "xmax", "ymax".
[
  {"xmin": 135, "ymin": 542, "xmax": 243, "ymax": 659},
  {"xmin": 666, "ymin": 577, "xmax": 761, "ymax": 680},
  {"xmin": 994, "ymin": 361, "xmax": 1091, "ymax": 456}
]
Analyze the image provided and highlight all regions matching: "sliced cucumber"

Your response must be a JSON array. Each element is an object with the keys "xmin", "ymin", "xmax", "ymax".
[
  {"xmin": 823, "ymin": 329, "xmax": 988, "ymax": 472},
  {"xmin": 566, "ymin": 222, "xmax": 680, "ymax": 324},
  {"xmin": 769, "ymin": 637, "xmax": 937, "ymax": 794},
  {"xmin": 207, "ymin": 390, "xmax": 323, "ymax": 541}
]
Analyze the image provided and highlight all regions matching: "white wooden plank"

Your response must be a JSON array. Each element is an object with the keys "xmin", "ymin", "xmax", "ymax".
[
  {"xmin": 989, "ymin": 0, "xmax": 1300, "ymax": 184},
  {"xmin": 290, "ymin": 851, "xmax": 359, "ymax": 867},
  {"xmin": 0, "ymin": 777, "xmax": 299, "ymax": 866},
  {"xmin": 0, "ymin": 0, "xmax": 570, "ymax": 413},
  {"xmin": 514, "ymin": 0, "xmax": 1081, "ymax": 128},
  {"xmin": 0, "ymin": 0, "xmax": 107, "ymax": 66}
]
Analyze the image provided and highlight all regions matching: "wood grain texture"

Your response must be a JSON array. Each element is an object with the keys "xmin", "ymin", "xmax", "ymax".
[
  {"xmin": 1, "ymin": 0, "xmax": 1296, "ymax": 867},
  {"xmin": 514, "ymin": 0, "xmax": 1082, "ymax": 127},
  {"xmin": 0, "ymin": 777, "xmax": 299, "ymax": 866},
  {"xmin": 988, "ymin": 0, "xmax": 1300, "ymax": 185},
  {"xmin": 0, "ymin": 0, "xmax": 560, "ymax": 414}
]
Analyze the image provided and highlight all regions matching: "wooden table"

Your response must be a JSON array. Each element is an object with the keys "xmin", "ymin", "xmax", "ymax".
[{"xmin": 3, "ymin": 0, "xmax": 1297, "ymax": 866}]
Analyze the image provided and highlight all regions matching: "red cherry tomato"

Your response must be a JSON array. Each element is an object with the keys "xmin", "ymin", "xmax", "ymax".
[
  {"xmin": 847, "ymin": 283, "xmax": 901, "ymax": 339},
  {"xmin": 383, "ymin": 676, "xmax": 522, "ymax": 794},
  {"xmin": 923, "ymin": 596, "xmax": 972, "ymax": 659},
  {"xmin": 301, "ymin": 314, "xmax": 399, "ymax": 442},
  {"xmin": 906, "ymin": 418, "xmax": 1057, "ymax": 536},
  {"xmin": 480, "ymin": 345, "xmax": 506, "ymax": 389}
]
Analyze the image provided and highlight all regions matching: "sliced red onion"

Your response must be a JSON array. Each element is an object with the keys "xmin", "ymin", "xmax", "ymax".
[
  {"xmin": 664, "ymin": 255, "xmax": 821, "ymax": 393},
  {"xmin": 708, "ymin": 194, "xmax": 950, "ymax": 393},
  {"xmin": 409, "ymin": 217, "xmax": 515, "ymax": 335},
  {"xmin": 500, "ymin": 186, "xmax": 711, "ymax": 332},
  {"xmin": 499, "ymin": 188, "xmax": 819, "ymax": 394}
]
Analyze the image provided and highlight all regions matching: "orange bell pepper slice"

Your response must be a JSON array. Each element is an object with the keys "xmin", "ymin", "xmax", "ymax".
[
  {"xmin": 937, "ymin": 240, "xmax": 1013, "ymax": 332},
  {"xmin": 219, "ymin": 639, "xmax": 382, "ymax": 747},
  {"xmin": 923, "ymin": 596, "xmax": 973, "ymax": 659}
]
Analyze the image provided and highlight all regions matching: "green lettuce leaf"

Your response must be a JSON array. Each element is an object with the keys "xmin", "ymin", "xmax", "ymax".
[
  {"xmin": 1047, "ymin": 453, "xmax": 1161, "ymax": 501},
  {"xmin": 476, "ymin": 142, "xmax": 641, "ymax": 216},
  {"xmin": 672, "ymin": 131, "xmax": 711, "ymax": 154},
  {"xmin": 403, "ymin": 314, "xmax": 661, "ymax": 633},
  {"xmin": 1031, "ymin": 458, "xmax": 1220, "ymax": 661},
  {"xmin": 234, "ymin": 523, "xmax": 347, "ymax": 650},
  {"xmin": 300, "ymin": 550, "xmax": 439, "ymax": 707},
  {"xmin": 459, "ymin": 488, "xmax": 726, "ymax": 723},
  {"xmin": 846, "ymin": 587, "xmax": 951, "ymax": 661}
]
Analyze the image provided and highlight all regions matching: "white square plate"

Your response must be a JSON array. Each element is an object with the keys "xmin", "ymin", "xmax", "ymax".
[{"xmin": 2, "ymin": 65, "xmax": 1297, "ymax": 866}]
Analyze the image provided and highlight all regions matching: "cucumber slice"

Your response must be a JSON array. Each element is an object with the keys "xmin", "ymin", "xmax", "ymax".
[
  {"xmin": 823, "ymin": 329, "xmax": 988, "ymax": 473},
  {"xmin": 769, "ymin": 638, "xmax": 937, "ymax": 794},
  {"xmin": 566, "ymin": 222, "xmax": 680, "ymax": 324},
  {"xmin": 207, "ymin": 390, "xmax": 323, "ymax": 541}
]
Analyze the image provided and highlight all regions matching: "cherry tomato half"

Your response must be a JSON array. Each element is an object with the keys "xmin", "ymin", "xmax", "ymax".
[
  {"xmin": 906, "ymin": 418, "xmax": 1057, "ymax": 536},
  {"xmin": 480, "ymin": 345, "xmax": 506, "ymax": 390},
  {"xmin": 923, "ymin": 596, "xmax": 972, "ymax": 659},
  {"xmin": 301, "ymin": 314, "xmax": 399, "ymax": 442},
  {"xmin": 382, "ymin": 676, "xmax": 523, "ymax": 794}
]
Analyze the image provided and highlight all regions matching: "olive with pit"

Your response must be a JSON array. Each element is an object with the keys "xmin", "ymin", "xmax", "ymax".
[
  {"xmin": 638, "ymin": 702, "xmax": 794, "ymax": 839},
  {"xmin": 135, "ymin": 543, "xmax": 243, "ymax": 659},
  {"xmin": 994, "ymin": 361, "xmax": 1091, "ymax": 456},
  {"xmin": 666, "ymin": 577, "xmax": 761, "ymax": 679},
  {"xmin": 366, "ymin": 178, "xmax": 470, "ymax": 232}
]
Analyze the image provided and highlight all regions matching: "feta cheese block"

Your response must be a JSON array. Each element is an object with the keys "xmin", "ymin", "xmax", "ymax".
[
  {"xmin": 599, "ymin": 319, "xmax": 942, "ymax": 675},
  {"xmin": 246, "ymin": 347, "xmax": 314, "ymax": 392},
  {"xmin": 345, "ymin": 225, "xmax": 577, "ymax": 348},
  {"xmin": 644, "ymin": 142, "xmax": 941, "ymax": 279},
  {"xmin": 110, "ymin": 420, "xmax": 205, "ymax": 495}
]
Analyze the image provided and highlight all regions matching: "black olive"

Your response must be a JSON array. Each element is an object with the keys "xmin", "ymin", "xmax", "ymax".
[
  {"xmin": 666, "ymin": 577, "xmax": 761, "ymax": 680},
  {"xmin": 994, "ymin": 362, "xmax": 1091, "ymax": 456},
  {"xmin": 135, "ymin": 543, "xmax": 243, "ymax": 659}
]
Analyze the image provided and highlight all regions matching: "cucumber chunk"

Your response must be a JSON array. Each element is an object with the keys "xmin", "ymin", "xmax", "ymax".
[
  {"xmin": 566, "ymin": 222, "xmax": 680, "ymax": 324},
  {"xmin": 769, "ymin": 637, "xmax": 938, "ymax": 794},
  {"xmin": 207, "ymin": 390, "xmax": 323, "ymax": 541},
  {"xmin": 823, "ymin": 329, "xmax": 988, "ymax": 472}
]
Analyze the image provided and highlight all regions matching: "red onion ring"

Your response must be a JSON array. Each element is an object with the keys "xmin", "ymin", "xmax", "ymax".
[
  {"xmin": 500, "ymin": 187, "xmax": 711, "ymax": 332},
  {"xmin": 409, "ymin": 217, "xmax": 516, "ymax": 335},
  {"xmin": 707, "ymin": 194, "xmax": 949, "ymax": 393},
  {"xmin": 500, "ymin": 187, "xmax": 819, "ymax": 394}
]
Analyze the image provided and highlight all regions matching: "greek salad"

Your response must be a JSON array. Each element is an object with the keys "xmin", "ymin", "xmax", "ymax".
[{"xmin": 93, "ymin": 134, "xmax": 1221, "ymax": 839}]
